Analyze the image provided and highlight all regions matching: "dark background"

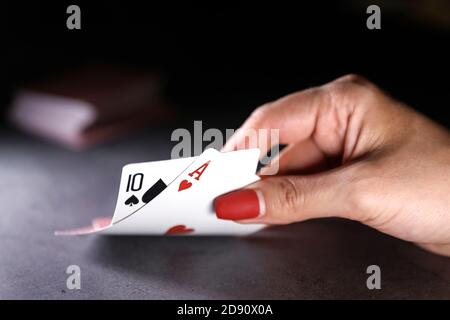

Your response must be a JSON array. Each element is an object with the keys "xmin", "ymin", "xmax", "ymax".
[{"xmin": 5, "ymin": 0, "xmax": 450, "ymax": 129}]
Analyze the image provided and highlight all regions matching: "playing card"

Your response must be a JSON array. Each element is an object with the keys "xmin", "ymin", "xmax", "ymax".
[
  {"xmin": 56, "ymin": 148, "xmax": 264, "ymax": 236},
  {"xmin": 111, "ymin": 156, "xmax": 195, "ymax": 224},
  {"xmin": 101, "ymin": 148, "xmax": 263, "ymax": 235},
  {"xmin": 55, "ymin": 156, "xmax": 196, "ymax": 235}
]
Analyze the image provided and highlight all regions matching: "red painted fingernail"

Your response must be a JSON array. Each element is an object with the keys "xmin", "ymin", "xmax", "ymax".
[{"xmin": 215, "ymin": 189, "xmax": 261, "ymax": 220}]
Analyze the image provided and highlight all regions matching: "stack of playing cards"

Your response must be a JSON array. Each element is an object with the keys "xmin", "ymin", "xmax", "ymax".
[
  {"xmin": 9, "ymin": 65, "xmax": 170, "ymax": 149},
  {"xmin": 56, "ymin": 148, "xmax": 265, "ymax": 236}
]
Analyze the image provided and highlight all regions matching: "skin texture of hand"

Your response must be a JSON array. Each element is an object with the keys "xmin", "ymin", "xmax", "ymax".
[{"xmin": 215, "ymin": 74, "xmax": 450, "ymax": 257}]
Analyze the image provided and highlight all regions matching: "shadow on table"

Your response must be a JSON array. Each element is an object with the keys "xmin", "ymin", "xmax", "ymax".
[{"xmin": 85, "ymin": 219, "xmax": 450, "ymax": 299}]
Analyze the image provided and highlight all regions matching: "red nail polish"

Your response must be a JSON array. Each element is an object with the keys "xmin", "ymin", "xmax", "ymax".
[{"xmin": 215, "ymin": 189, "xmax": 260, "ymax": 220}]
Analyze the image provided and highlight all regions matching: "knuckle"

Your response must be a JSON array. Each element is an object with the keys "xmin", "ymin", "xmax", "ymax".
[
  {"xmin": 326, "ymin": 74, "xmax": 377, "ymax": 109},
  {"xmin": 273, "ymin": 177, "xmax": 304, "ymax": 222},
  {"xmin": 347, "ymin": 182, "xmax": 371, "ymax": 214},
  {"xmin": 345, "ymin": 164, "xmax": 381, "ymax": 220},
  {"xmin": 347, "ymin": 185, "xmax": 379, "ymax": 223},
  {"xmin": 249, "ymin": 103, "xmax": 272, "ymax": 125},
  {"xmin": 339, "ymin": 73, "xmax": 369, "ymax": 85}
]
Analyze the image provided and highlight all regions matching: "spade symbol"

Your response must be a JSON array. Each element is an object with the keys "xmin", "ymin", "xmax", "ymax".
[
  {"xmin": 142, "ymin": 179, "xmax": 167, "ymax": 204},
  {"xmin": 125, "ymin": 195, "xmax": 139, "ymax": 207}
]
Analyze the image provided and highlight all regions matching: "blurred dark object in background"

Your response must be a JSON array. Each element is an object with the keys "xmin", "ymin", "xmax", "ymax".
[
  {"xmin": 4, "ymin": 1, "xmax": 450, "ymax": 136},
  {"xmin": 8, "ymin": 65, "xmax": 172, "ymax": 149}
]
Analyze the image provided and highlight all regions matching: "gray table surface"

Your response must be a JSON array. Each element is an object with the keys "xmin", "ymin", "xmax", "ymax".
[{"xmin": 1, "ymin": 128, "xmax": 449, "ymax": 299}]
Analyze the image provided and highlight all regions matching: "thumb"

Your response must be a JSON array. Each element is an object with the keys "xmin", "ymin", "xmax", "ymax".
[{"xmin": 214, "ymin": 170, "xmax": 360, "ymax": 224}]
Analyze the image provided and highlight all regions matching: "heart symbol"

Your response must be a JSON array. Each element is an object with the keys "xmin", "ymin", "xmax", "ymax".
[
  {"xmin": 178, "ymin": 179, "xmax": 192, "ymax": 192},
  {"xmin": 165, "ymin": 224, "xmax": 195, "ymax": 235},
  {"xmin": 124, "ymin": 195, "xmax": 139, "ymax": 206}
]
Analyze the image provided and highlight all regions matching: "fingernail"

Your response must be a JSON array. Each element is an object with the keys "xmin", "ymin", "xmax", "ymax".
[{"xmin": 215, "ymin": 189, "xmax": 265, "ymax": 220}]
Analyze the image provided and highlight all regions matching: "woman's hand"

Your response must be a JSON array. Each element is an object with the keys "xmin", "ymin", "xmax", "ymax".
[{"xmin": 214, "ymin": 74, "xmax": 450, "ymax": 257}]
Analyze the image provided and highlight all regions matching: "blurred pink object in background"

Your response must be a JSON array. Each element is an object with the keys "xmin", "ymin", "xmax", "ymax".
[{"xmin": 9, "ymin": 65, "xmax": 174, "ymax": 150}]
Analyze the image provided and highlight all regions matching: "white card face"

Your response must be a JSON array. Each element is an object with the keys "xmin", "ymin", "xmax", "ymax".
[
  {"xmin": 56, "ymin": 148, "xmax": 265, "ymax": 236},
  {"xmin": 111, "ymin": 156, "xmax": 196, "ymax": 224},
  {"xmin": 101, "ymin": 148, "xmax": 264, "ymax": 235}
]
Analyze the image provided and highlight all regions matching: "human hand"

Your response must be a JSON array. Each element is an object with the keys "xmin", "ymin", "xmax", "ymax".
[{"xmin": 215, "ymin": 74, "xmax": 450, "ymax": 257}]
